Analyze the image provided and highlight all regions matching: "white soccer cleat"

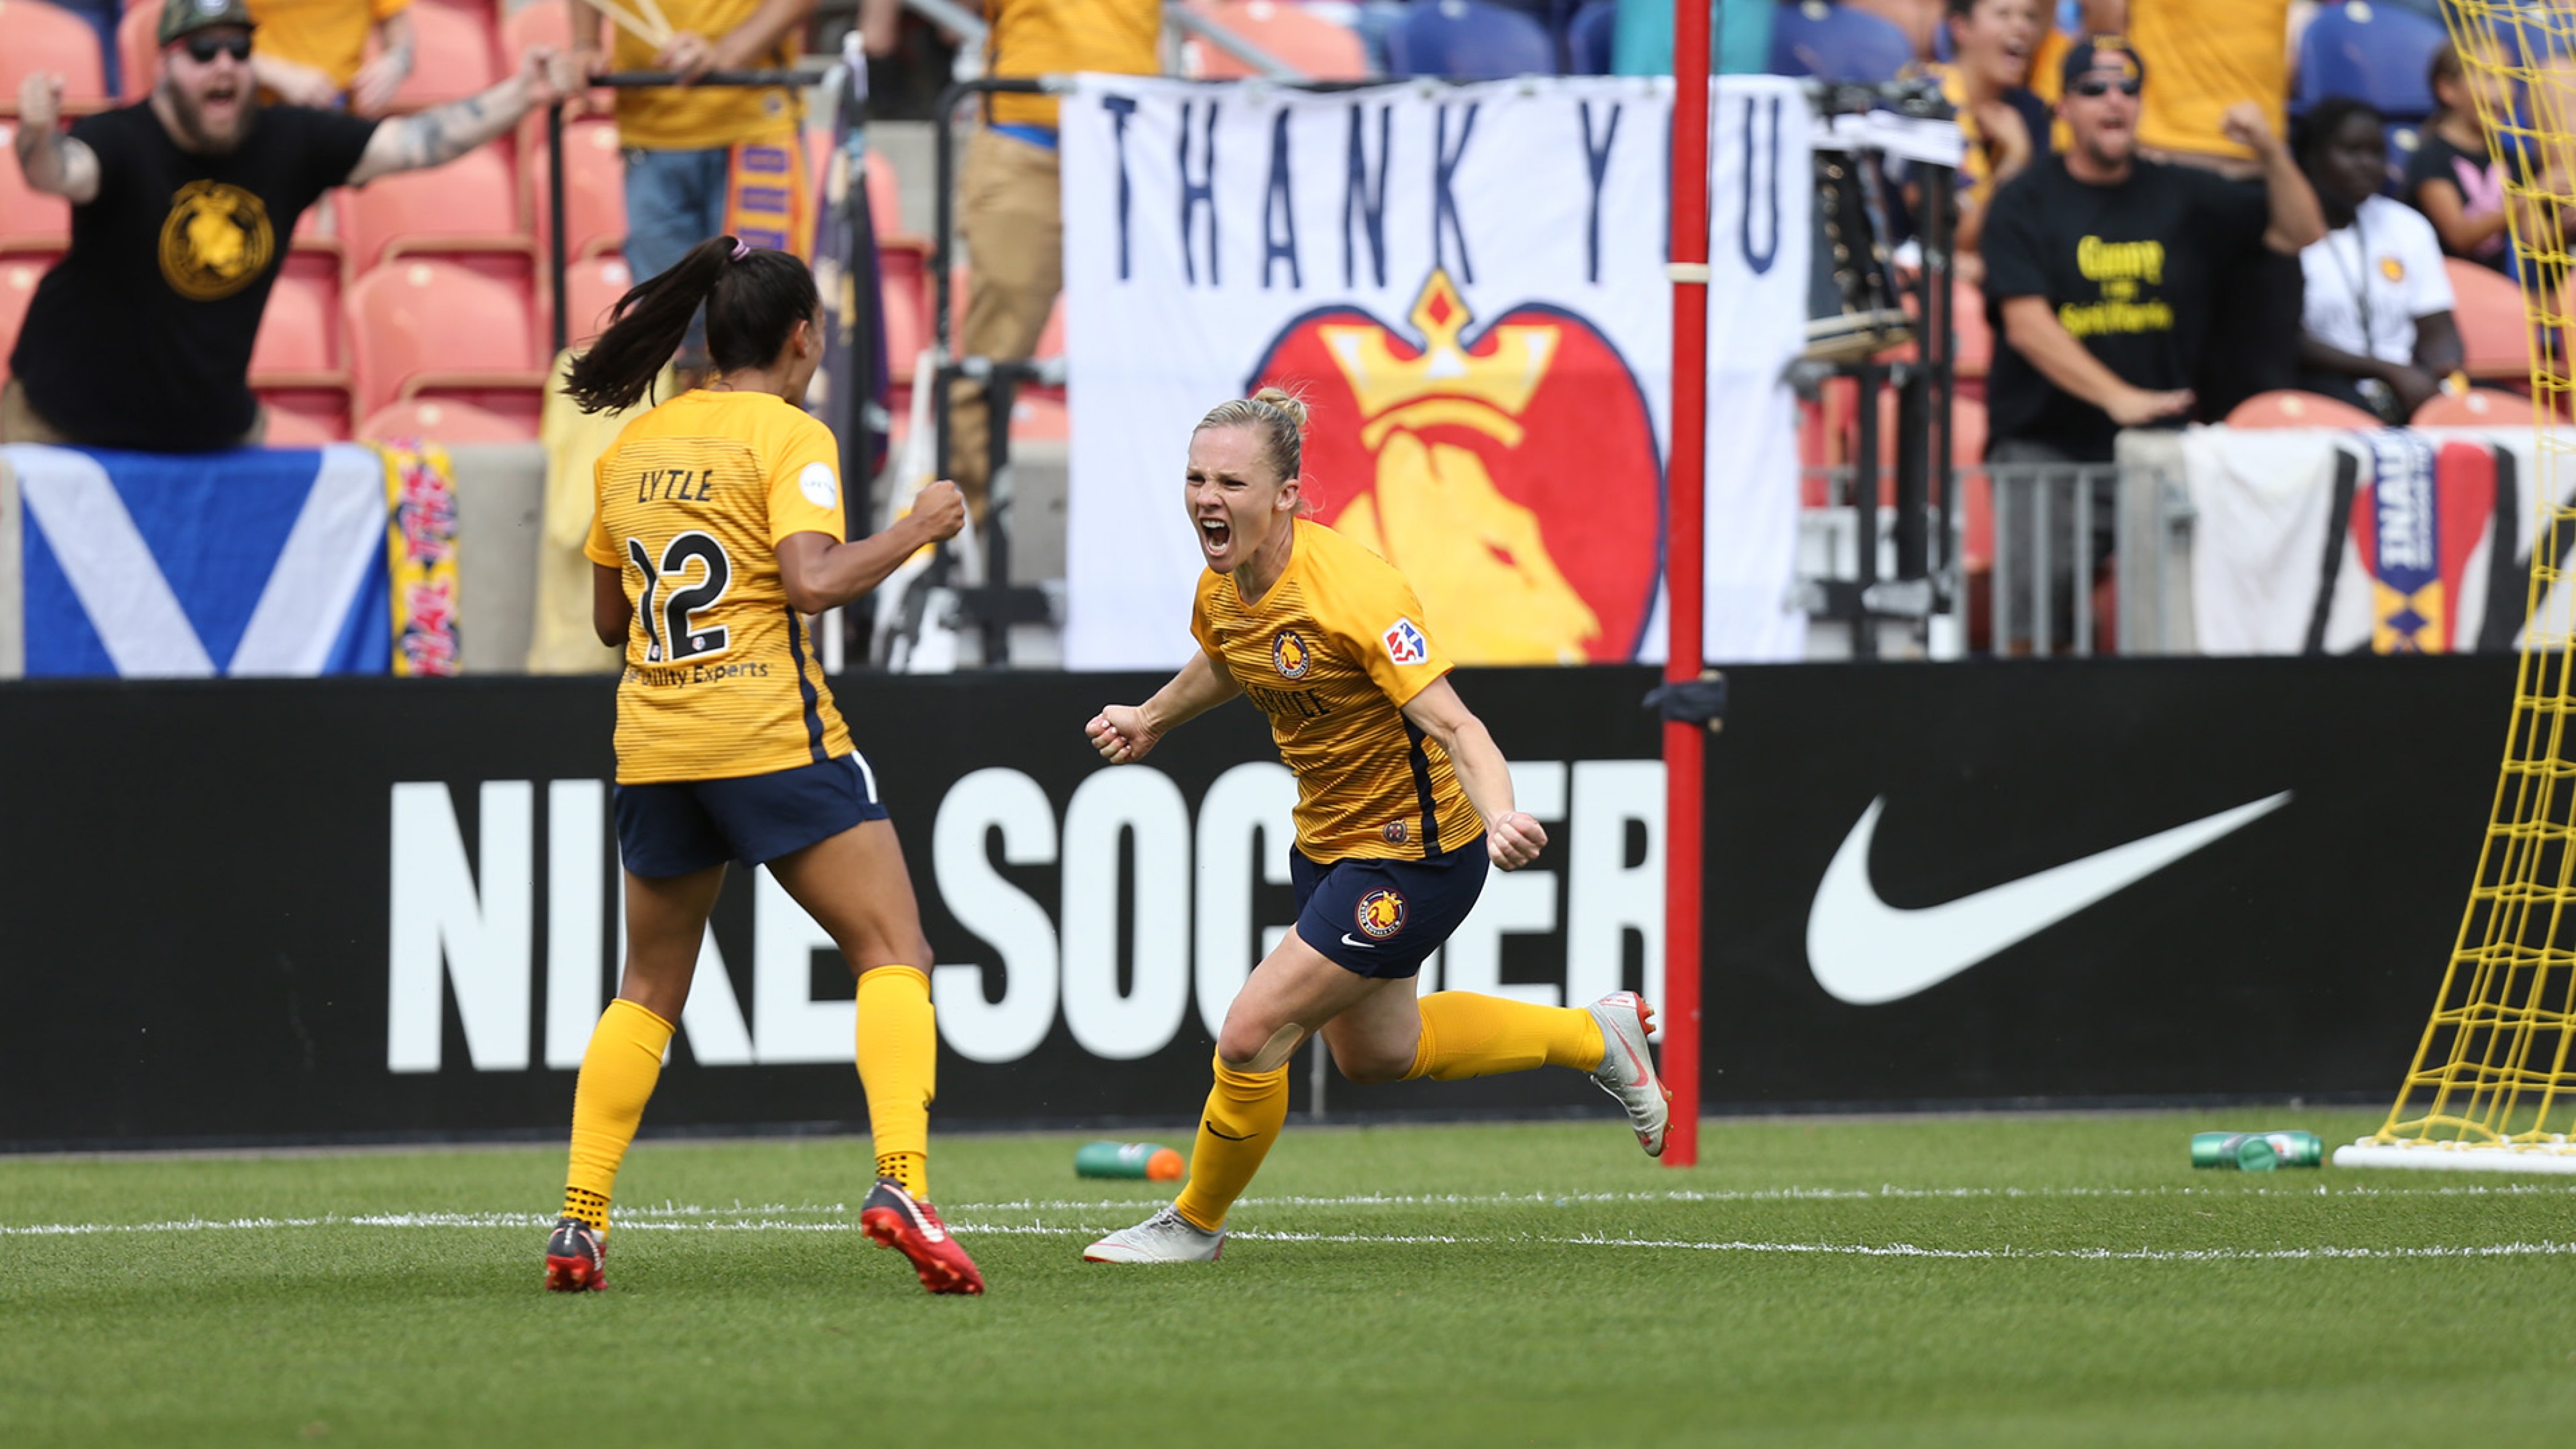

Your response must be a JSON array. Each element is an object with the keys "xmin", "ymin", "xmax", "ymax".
[
  {"xmin": 1081, "ymin": 1204, "xmax": 1225, "ymax": 1264},
  {"xmin": 1587, "ymin": 991, "xmax": 1673, "ymax": 1158}
]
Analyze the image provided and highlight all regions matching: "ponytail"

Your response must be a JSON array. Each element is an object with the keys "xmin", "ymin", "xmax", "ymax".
[{"xmin": 563, "ymin": 236, "xmax": 824, "ymax": 414}]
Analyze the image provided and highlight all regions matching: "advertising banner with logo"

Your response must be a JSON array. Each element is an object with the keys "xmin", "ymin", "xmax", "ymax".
[
  {"xmin": 0, "ymin": 657, "xmax": 2509, "ymax": 1149},
  {"xmin": 1056, "ymin": 76, "xmax": 1812, "ymax": 670}
]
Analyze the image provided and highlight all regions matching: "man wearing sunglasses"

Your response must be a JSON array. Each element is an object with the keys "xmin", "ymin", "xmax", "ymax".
[
  {"xmin": 6, "ymin": 0, "xmax": 580, "ymax": 451},
  {"xmin": 1977, "ymin": 36, "xmax": 2322, "ymax": 649}
]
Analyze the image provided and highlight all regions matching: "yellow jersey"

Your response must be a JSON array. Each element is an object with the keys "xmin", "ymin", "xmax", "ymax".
[
  {"xmin": 2131, "ymin": 1, "xmax": 2290, "ymax": 162},
  {"xmin": 583, "ymin": 390, "xmax": 854, "ymax": 784},
  {"xmin": 250, "ymin": 0, "xmax": 409, "ymax": 91},
  {"xmin": 611, "ymin": 0, "xmax": 799, "ymax": 151},
  {"xmin": 1192, "ymin": 519, "xmax": 1482, "ymax": 862},
  {"xmin": 985, "ymin": 0, "xmax": 1160, "ymax": 131}
]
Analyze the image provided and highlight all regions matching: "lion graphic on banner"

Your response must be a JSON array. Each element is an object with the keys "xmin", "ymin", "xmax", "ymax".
[{"xmin": 1248, "ymin": 271, "xmax": 1663, "ymax": 664}]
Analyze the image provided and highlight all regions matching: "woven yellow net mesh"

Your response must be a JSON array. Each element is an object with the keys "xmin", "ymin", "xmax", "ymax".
[{"xmin": 2367, "ymin": 2, "xmax": 2576, "ymax": 1158}]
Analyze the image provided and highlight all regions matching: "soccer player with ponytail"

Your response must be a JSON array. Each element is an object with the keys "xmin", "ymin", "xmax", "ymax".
[
  {"xmin": 1077, "ymin": 388, "xmax": 1671, "ymax": 1264},
  {"xmin": 544, "ymin": 236, "xmax": 982, "ymax": 1295}
]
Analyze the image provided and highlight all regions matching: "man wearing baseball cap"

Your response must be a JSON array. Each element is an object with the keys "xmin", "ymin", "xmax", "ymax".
[
  {"xmin": 5, "ymin": 0, "xmax": 580, "ymax": 450},
  {"xmin": 1977, "ymin": 36, "xmax": 2322, "ymax": 648}
]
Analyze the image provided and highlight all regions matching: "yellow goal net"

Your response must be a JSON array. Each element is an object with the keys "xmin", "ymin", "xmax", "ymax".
[{"xmin": 2342, "ymin": 1, "xmax": 2576, "ymax": 1171}]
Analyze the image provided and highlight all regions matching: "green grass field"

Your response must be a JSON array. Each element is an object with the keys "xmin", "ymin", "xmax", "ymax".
[{"xmin": 6, "ymin": 1109, "xmax": 2576, "ymax": 1447}]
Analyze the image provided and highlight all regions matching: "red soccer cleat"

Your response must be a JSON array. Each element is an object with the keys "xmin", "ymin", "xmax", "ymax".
[
  {"xmin": 544, "ymin": 1216, "xmax": 607, "ymax": 1292},
  {"xmin": 860, "ymin": 1178, "xmax": 986, "ymax": 1296}
]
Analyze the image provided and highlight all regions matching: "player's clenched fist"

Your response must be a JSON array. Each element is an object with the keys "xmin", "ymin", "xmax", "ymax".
[
  {"xmin": 907, "ymin": 479, "xmax": 967, "ymax": 543},
  {"xmin": 1486, "ymin": 810, "xmax": 1548, "ymax": 871},
  {"xmin": 1086, "ymin": 705, "xmax": 1158, "ymax": 765}
]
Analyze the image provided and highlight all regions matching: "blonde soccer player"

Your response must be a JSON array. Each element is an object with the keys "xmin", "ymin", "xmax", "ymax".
[
  {"xmin": 544, "ymin": 235, "xmax": 983, "ymax": 1295},
  {"xmin": 1078, "ymin": 389, "xmax": 1671, "ymax": 1264}
]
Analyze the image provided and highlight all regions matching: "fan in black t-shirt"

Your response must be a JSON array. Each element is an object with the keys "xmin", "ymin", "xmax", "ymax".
[
  {"xmin": 1980, "ymin": 36, "xmax": 2324, "ymax": 464},
  {"xmin": 4, "ymin": 0, "xmax": 578, "ymax": 453},
  {"xmin": 2402, "ymin": 42, "xmax": 2529, "ymax": 277}
]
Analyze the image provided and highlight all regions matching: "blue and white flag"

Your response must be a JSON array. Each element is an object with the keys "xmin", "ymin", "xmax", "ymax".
[{"xmin": 7, "ymin": 443, "xmax": 390, "ymax": 677}]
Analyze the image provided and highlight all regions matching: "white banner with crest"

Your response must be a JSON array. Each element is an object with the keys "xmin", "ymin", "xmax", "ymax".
[{"xmin": 1057, "ymin": 75, "xmax": 1812, "ymax": 670}]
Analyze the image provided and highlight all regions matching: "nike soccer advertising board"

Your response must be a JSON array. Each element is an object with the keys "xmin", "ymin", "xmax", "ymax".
[{"xmin": 0, "ymin": 657, "xmax": 2511, "ymax": 1147}]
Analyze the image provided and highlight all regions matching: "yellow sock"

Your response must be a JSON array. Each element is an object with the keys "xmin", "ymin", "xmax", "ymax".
[
  {"xmin": 1405, "ymin": 992, "xmax": 1604, "ymax": 1080},
  {"xmin": 1171, "ymin": 1052, "xmax": 1290, "ymax": 1233},
  {"xmin": 856, "ymin": 965, "xmax": 935, "ymax": 1199},
  {"xmin": 562, "ymin": 997, "xmax": 675, "ymax": 1232}
]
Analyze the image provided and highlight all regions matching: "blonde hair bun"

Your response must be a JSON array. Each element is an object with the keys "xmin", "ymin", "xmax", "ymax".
[{"xmin": 1249, "ymin": 386, "xmax": 1311, "ymax": 431}]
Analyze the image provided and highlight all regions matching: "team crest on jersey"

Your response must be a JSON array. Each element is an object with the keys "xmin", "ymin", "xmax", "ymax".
[
  {"xmin": 1382, "ymin": 617, "xmax": 1428, "ymax": 667},
  {"xmin": 1355, "ymin": 887, "xmax": 1408, "ymax": 940},
  {"xmin": 1383, "ymin": 819, "xmax": 1409, "ymax": 844},
  {"xmin": 1272, "ymin": 629, "xmax": 1312, "ymax": 679}
]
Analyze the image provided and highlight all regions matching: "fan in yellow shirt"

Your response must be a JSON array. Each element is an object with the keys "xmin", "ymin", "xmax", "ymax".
[
  {"xmin": 1076, "ymin": 389, "xmax": 1675, "ymax": 1266},
  {"xmin": 542, "ymin": 234, "xmax": 985, "ymax": 1298},
  {"xmin": 248, "ymin": 0, "xmax": 415, "ymax": 114}
]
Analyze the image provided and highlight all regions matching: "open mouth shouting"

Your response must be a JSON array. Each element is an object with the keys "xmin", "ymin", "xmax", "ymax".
[{"xmin": 1197, "ymin": 512, "xmax": 1235, "ymax": 565}]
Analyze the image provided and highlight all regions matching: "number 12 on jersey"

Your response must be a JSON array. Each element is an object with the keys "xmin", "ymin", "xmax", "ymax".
[{"xmin": 627, "ymin": 531, "xmax": 733, "ymax": 663}]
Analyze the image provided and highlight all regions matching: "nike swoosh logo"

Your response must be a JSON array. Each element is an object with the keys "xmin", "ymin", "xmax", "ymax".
[
  {"xmin": 1203, "ymin": 1121, "xmax": 1256, "ymax": 1141},
  {"xmin": 1806, "ymin": 792, "xmax": 2291, "ymax": 1005},
  {"xmin": 1339, "ymin": 934, "xmax": 1377, "ymax": 949}
]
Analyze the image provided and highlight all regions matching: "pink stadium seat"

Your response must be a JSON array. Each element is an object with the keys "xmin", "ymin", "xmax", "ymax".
[
  {"xmin": 2224, "ymin": 389, "xmax": 2383, "ymax": 430},
  {"xmin": 0, "ymin": 0, "xmax": 109, "ymax": 117},
  {"xmin": 259, "ymin": 402, "xmax": 343, "ymax": 445},
  {"xmin": 2449, "ymin": 258, "xmax": 2536, "ymax": 382},
  {"xmin": 358, "ymin": 396, "xmax": 535, "ymax": 444},
  {"xmin": 0, "ymin": 258, "xmax": 49, "ymax": 382},
  {"xmin": 341, "ymin": 143, "xmax": 532, "ymax": 282},
  {"xmin": 526, "ymin": 118, "xmax": 624, "ymax": 260},
  {"xmin": 117, "ymin": 0, "xmax": 158, "ymax": 104},
  {"xmin": 554, "ymin": 251, "xmax": 632, "ymax": 353},
  {"xmin": 1183, "ymin": 0, "xmax": 1371, "ymax": 80},
  {"xmin": 251, "ymin": 269, "xmax": 343, "ymax": 377},
  {"xmin": 877, "ymin": 238, "xmax": 932, "ymax": 384},
  {"xmin": 2412, "ymin": 386, "xmax": 2538, "ymax": 427},
  {"xmin": 0, "ymin": 135, "xmax": 71, "ymax": 253},
  {"xmin": 347, "ymin": 258, "xmax": 546, "ymax": 426},
  {"xmin": 386, "ymin": 0, "xmax": 498, "ymax": 110},
  {"xmin": 866, "ymin": 147, "xmax": 903, "ymax": 237}
]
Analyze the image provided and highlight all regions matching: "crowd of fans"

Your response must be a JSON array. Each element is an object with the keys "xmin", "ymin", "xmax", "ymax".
[{"xmin": 0, "ymin": 0, "xmax": 2548, "ymax": 465}]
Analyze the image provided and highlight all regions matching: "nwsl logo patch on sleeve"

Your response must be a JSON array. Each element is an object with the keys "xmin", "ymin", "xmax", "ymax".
[{"xmin": 1382, "ymin": 617, "xmax": 1428, "ymax": 666}]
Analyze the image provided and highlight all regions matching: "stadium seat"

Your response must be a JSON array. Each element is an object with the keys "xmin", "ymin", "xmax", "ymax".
[
  {"xmin": 387, "ymin": 0, "xmax": 498, "ymax": 110},
  {"xmin": 341, "ymin": 143, "xmax": 533, "ymax": 282},
  {"xmin": 2412, "ymin": 386, "xmax": 2537, "ymax": 426},
  {"xmin": 115, "ymin": 0, "xmax": 156, "ymax": 104},
  {"xmin": 1385, "ymin": 0, "xmax": 1555, "ymax": 80},
  {"xmin": 877, "ymin": 237, "xmax": 932, "ymax": 384},
  {"xmin": 1184, "ymin": 0, "xmax": 1372, "ymax": 82},
  {"xmin": 1770, "ymin": 1, "xmax": 1914, "ymax": 84},
  {"xmin": 554, "ymin": 251, "xmax": 632, "ymax": 353},
  {"xmin": 525, "ymin": 117, "xmax": 624, "ymax": 261},
  {"xmin": 258, "ymin": 403, "xmax": 343, "ymax": 446},
  {"xmin": 0, "ymin": 134, "xmax": 72, "ymax": 253},
  {"xmin": 865, "ymin": 147, "xmax": 903, "ymax": 237},
  {"xmin": 2294, "ymin": 0, "xmax": 2447, "ymax": 120},
  {"xmin": 357, "ymin": 396, "xmax": 535, "ymax": 443},
  {"xmin": 250, "ymin": 269, "xmax": 343, "ymax": 378},
  {"xmin": 2448, "ymin": 256, "xmax": 2534, "ymax": 380},
  {"xmin": 0, "ymin": 0, "xmax": 109, "ymax": 117},
  {"xmin": 0, "ymin": 258, "xmax": 48, "ymax": 383},
  {"xmin": 1565, "ymin": 0, "xmax": 1617, "ymax": 76},
  {"xmin": 346, "ymin": 258, "xmax": 546, "ymax": 425},
  {"xmin": 2223, "ymin": 389, "xmax": 2383, "ymax": 429}
]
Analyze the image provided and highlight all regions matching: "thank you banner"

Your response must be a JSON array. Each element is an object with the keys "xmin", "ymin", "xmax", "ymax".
[{"xmin": 1057, "ymin": 75, "xmax": 1812, "ymax": 670}]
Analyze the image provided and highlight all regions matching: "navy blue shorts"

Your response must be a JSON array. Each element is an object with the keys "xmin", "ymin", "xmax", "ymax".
[
  {"xmin": 614, "ymin": 752, "xmax": 889, "ymax": 879},
  {"xmin": 1291, "ymin": 836, "xmax": 1489, "ymax": 979}
]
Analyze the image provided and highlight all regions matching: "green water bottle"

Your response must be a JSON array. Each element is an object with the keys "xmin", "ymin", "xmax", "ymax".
[
  {"xmin": 1075, "ymin": 1141, "xmax": 1184, "ymax": 1180},
  {"xmin": 2190, "ymin": 1132, "xmax": 2280, "ymax": 1171},
  {"xmin": 2252, "ymin": 1130, "xmax": 2326, "ymax": 1168}
]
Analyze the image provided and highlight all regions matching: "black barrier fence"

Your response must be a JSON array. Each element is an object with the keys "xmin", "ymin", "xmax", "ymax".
[{"xmin": 0, "ymin": 656, "xmax": 2510, "ymax": 1150}]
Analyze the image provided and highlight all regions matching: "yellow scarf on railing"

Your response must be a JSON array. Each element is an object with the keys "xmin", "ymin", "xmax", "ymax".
[{"xmin": 724, "ymin": 131, "xmax": 812, "ymax": 259}]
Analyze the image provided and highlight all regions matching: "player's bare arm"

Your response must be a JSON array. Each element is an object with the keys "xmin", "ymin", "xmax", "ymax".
[
  {"xmin": 1087, "ymin": 651, "xmax": 1241, "ymax": 764},
  {"xmin": 13, "ymin": 74, "xmax": 101, "ymax": 205},
  {"xmin": 773, "ymin": 480, "xmax": 968, "ymax": 615},
  {"xmin": 1400, "ymin": 676, "xmax": 1546, "ymax": 870},
  {"xmin": 346, "ymin": 48, "xmax": 579, "ymax": 186}
]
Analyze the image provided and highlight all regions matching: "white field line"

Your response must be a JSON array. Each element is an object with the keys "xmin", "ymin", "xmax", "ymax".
[{"xmin": 7, "ymin": 1211, "xmax": 2576, "ymax": 1261}]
